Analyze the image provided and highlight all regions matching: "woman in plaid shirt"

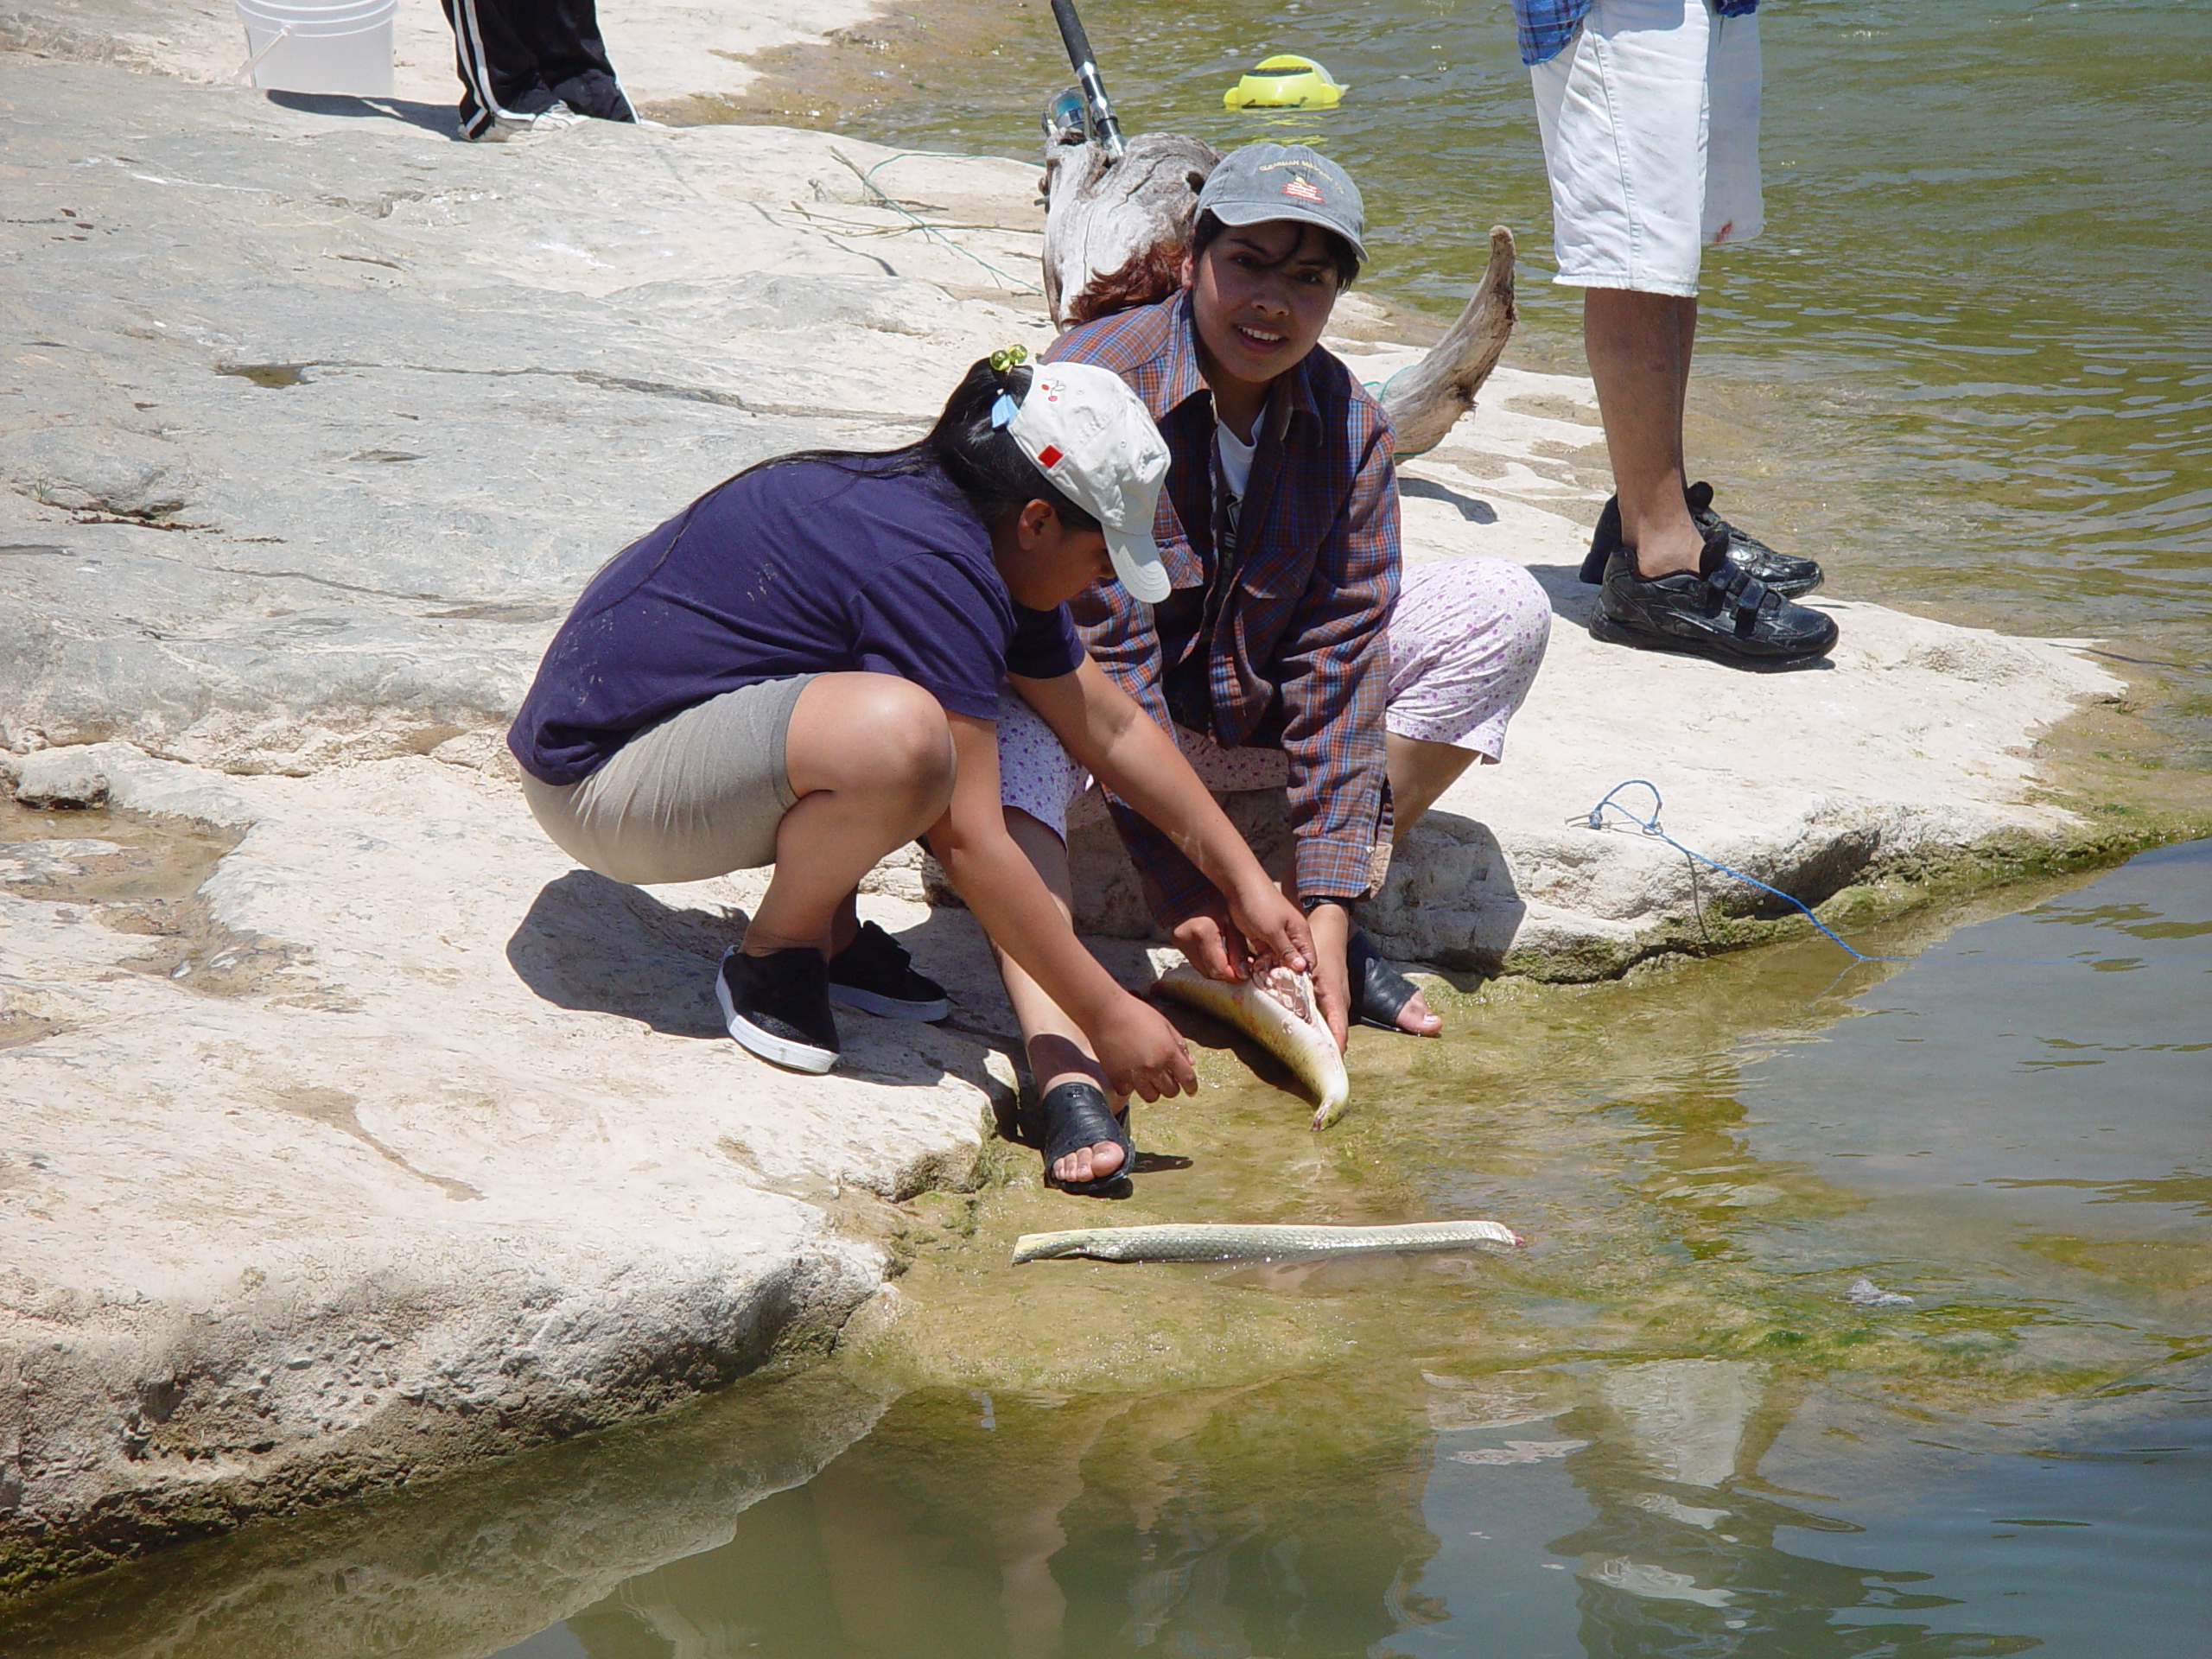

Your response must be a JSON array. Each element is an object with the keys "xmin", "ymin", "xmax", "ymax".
[{"xmin": 996, "ymin": 144, "xmax": 1552, "ymax": 1191}]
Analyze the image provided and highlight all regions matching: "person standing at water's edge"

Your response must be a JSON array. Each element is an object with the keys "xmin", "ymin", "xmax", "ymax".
[
  {"xmin": 440, "ymin": 0, "xmax": 636, "ymax": 142},
  {"xmin": 991, "ymin": 144, "xmax": 1552, "ymax": 1186},
  {"xmin": 1516, "ymin": 0, "xmax": 1836, "ymax": 664}
]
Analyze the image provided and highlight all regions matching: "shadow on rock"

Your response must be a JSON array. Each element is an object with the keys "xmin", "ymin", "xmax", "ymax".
[
  {"xmin": 1364, "ymin": 810, "xmax": 1529, "ymax": 973},
  {"xmin": 506, "ymin": 869, "xmax": 739, "ymax": 1039},
  {"xmin": 1399, "ymin": 475, "xmax": 1498, "ymax": 524},
  {"xmin": 264, "ymin": 91, "xmax": 461, "ymax": 137},
  {"xmin": 1526, "ymin": 561, "xmax": 1599, "ymax": 626},
  {"xmin": 1397, "ymin": 477, "xmax": 1503, "ymax": 522}
]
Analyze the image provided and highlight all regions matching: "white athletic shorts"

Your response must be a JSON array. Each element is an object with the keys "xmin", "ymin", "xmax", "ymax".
[
  {"xmin": 996, "ymin": 556, "xmax": 1552, "ymax": 842},
  {"xmin": 1531, "ymin": 0, "xmax": 1763, "ymax": 296}
]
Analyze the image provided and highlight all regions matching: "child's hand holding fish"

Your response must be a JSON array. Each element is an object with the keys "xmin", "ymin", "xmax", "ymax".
[{"xmin": 1173, "ymin": 899, "xmax": 1351, "ymax": 1052}]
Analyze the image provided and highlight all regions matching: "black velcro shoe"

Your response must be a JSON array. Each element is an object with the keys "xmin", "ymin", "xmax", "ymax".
[
  {"xmin": 827, "ymin": 920, "xmax": 950, "ymax": 1021},
  {"xmin": 1685, "ymin": 480, "xmax": 1823, "ymax": 597},
  {"xmin": 716, "ymin": 946, "xmax": 841, "ymax": 1073},
  {"xmin": 1592, "ymin": 529, "xmax": 1839, "ymax": 666},
  {"xmin": 1580, "ymin": 483, "xmax": 1824, "ymax": 598}
]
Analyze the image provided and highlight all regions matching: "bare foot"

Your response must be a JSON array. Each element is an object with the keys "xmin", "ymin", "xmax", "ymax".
[
  {"xmin": 1398, "ymin": 988, "xmax": 1444, "ymax": 1038},
  {"xmin": 1050, "ymin": 1134, "xmax": 1126, "ymax": 1185}
]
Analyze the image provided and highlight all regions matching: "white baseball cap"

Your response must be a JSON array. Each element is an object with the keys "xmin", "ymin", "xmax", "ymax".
[{"xmin": 1004, "ymin": 360, "xmax": 1173, "ymax": 604}]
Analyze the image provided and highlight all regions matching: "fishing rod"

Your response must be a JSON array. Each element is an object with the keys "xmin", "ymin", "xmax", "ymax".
[{"xmin": 1049, "ymin": 0, "xmax": 1125, "ymax": 161}]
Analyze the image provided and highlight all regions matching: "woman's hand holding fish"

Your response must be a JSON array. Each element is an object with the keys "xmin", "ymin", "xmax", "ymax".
[
  {"xmin": 1171, "ymin": 882, "xmax": 1310, "ymax": 982},
  {"xmin": 1227, "ymin": 879, "xmax": 1314, "ymax": 976},
  {"xmin": 1300, "ymin": 901, "xmax": 1354, "ymax": 1053},
  {"xmin": 1171, "ymin": 906, "xmax": 1249, "ymax": 983}
]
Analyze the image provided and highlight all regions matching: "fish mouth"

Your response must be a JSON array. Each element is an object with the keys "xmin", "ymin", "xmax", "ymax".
[{"xmin": 1254, "ymin": 962, "xmax": 1319, "ymax": 1025}]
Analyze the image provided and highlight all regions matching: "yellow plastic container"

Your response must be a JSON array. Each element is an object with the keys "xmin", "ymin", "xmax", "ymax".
[{"xmin": 1223, "ymin": 54, "xmax": 1344, "ymax": 111}]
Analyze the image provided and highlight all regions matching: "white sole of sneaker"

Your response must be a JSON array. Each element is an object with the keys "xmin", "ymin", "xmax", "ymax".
[
  {"xmin": 828, "ymin": 983, "xmax": 951, "ymax": 1022},
  {"xmin": 715, "ymin": 969, "xmax": 838, "ymax": 1074}
]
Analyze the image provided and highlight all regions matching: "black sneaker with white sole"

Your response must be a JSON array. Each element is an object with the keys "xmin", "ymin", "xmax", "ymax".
[
  {"xmin": 1580, "ymin": 480, "xmax": 1824, "ymax": 598},
  {"xmin": 716, "ymin": 946, "xmax": 841, "ymax": 1073},
  {"xmin": 1592, "ymin": 529, "xmax": 1839, "ymax": 666},
  {"xmin": 827, "ymin": 920, "xmax": 950, "ymax": 1021}
]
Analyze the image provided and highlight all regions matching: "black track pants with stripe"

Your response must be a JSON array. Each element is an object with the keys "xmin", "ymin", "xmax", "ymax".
[{"xmin": 440, "ymin": 0, "xmax": 636, "ymax": 138}]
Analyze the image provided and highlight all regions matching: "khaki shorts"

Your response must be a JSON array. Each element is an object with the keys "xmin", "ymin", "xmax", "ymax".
[{"xmin": 520, "ymin": 674, "xmax": 815, "ymax": 885}]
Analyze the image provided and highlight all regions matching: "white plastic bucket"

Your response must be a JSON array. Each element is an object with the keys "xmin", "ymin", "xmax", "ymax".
[{"xmin": 234, "ymin": 0, "xmax": 396, "ymax": 98}]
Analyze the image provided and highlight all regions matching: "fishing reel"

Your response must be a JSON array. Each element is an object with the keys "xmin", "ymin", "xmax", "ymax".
[{"xmin": 1042, "ymin": 86, "xmax": 1088, "ymax": 149}]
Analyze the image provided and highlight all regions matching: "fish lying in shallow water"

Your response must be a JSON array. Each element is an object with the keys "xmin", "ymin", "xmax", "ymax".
[
  {"xmin": 1011, "ymin": 1218, "xmax": 1525, "ymax": 1265},
  {"xmin": 1151, "ymin": 962, "xmax": 1351, "ymax": 1129}
]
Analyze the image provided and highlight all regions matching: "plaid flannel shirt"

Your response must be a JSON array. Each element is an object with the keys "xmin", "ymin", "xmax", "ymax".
[
  {"xmin": 1514, "ymin": 0, "xmax": 1758, "ymax": 66},
  {"xmin": 1042, "ymin": 291, "xmax": 1400, "ymax": 930}
]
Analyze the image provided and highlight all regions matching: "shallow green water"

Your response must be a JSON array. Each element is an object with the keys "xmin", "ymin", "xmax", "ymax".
[
  {"xmin": 822, "ymin": 0, "xmax": 2212, "ymax": 767},
  {"xmin": 493, "ymin": 849, "xmax": 2211, "ymax": 1659},
  {"xmin": 12, "ymin": 844, "xmax": 2203, "ymax": 1656}
]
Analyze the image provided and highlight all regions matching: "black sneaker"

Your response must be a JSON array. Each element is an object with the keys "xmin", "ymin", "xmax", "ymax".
[
  {"xmin": 716, "ymin": 946, "xmax": 840, "ymax": 1073},
  {"xmin": 1592, "ymin": 529, "xmax": 1839, "ymax": 666},
  {"xmin": 1580, "ymin": 481, "xmax": 1824, "ymax": 598},
  {"xmin": 826, "ymin": 920, "xmax": 950, "ymax": 1021}
]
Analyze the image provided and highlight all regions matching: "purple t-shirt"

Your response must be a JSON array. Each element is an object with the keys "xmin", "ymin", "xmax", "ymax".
[{"xmin": 509, "ymin": 459, "xmax": 1084, "ymax": 785}]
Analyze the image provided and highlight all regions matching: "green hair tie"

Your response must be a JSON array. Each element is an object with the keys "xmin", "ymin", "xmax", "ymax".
[{"xmin": 988, "ymin": 344, "xmax": 1030, "ymax": 375}]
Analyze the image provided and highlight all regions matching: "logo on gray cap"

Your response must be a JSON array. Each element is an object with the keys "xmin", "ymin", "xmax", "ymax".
[{"xmin": 1195, "ymin": 143, "xmax": 1366, "ymax": 260}]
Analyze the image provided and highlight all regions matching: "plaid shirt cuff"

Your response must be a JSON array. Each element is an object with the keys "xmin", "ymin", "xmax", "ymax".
[
  {"xmin": 1294, "ymin": 835, "xmax": 1389, "ymax": 911},
  {"xmin": 1111, "ymin": 819, "xmax": 1394, "ymax": 931}
]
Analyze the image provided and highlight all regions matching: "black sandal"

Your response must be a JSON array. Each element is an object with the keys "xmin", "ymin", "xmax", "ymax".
[
  {"xmin": 1037, "ymin": 1078, "xmax": 1134, "ymax": 1196},
  {"xmin": 1347, "ymin": 929, "xmax": 1430, "ymax": 1034}
]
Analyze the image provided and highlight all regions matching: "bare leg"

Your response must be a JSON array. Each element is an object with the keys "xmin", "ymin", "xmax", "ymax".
[
  {"xmin": 1584, "ymin": 287, "xmax": 1704, "ymax": 578},
  {"xmin": 827, "ymin": 889, "xmax": 861, "ymax": 957},
  {"xmin": 991, "ymin": 807, "xmax": 1125, "ymax": 1186},
  {"xmin": 1387, "ymin": 731, "xmax": 1480, "ymax": 842},
  {"xmin": 1296, "ymin": 735, "xmax": 1459, "ymax": 1039},
  {"xmin": 745, "ymin": 673, "xmax": 954, "ymax": 956}
]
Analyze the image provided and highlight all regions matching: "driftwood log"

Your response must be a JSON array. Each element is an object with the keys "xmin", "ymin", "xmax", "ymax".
[
  {"xmin": 1374, "ymin": 225, "xmax": 1517, "ymax": 459},
  {"xmin": 1040, "ymin": 132, "xmax": 1516, "ymax": 456},
  {"xmin": 1041, "ymin": 130, "xmax": 1219, "ymax": 327}
]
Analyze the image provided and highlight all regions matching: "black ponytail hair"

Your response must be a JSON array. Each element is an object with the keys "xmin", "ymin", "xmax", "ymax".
[{"xmin": 732, "ymin": 355, "xmax": 1100, "ymax": 532}]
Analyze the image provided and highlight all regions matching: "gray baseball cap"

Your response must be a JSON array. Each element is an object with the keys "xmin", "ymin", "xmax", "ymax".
[{"xmin": 1195, "ymin": 143, "xmax": 1366, "ymax": 261}]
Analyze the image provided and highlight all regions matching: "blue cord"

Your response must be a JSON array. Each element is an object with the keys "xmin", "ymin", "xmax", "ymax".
[
  {"xmin": 1577, "ymin": 779, "xmax": 1907, "ymax": 964},
  {"xmin": 1360, "ymin": 364, "xmax": 1413, "ymax": 402},
  {"xmin": 1573, "ymin": 779, "xmax": 2212, "ymax": 972}
]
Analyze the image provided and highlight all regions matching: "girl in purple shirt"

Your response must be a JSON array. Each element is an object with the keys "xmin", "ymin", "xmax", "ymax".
[{"xmin": 510, "ymin": 354, "xmax": 1315, "ymax": 1192}]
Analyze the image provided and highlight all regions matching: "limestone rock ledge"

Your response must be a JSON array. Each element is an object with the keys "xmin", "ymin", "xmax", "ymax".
[
  {"xmin": 0, "ymin": 55, "xmax": 2125, "ymax": 981},
  {"xmin": 0, "ymin": 744, "xmax": 1014, "ymax": 1593}
]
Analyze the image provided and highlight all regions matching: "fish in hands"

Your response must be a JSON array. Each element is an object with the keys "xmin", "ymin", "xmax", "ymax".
[{"xmin": 1151, "ymin": 957, "xmax": 1351, "ymax": 1129}]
